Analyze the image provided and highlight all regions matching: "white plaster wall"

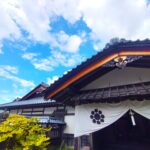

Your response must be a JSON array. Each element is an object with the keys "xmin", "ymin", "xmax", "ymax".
[
  {"xmin": 10, "ymin": 109, "xmax": 17, "ymax": 114},
  {"xmin": 23, "ymin": 108, "xmax": 32, "ymax": 111},
  {"xmin": 44, "ymin": 107, "xmax": 56, "ymax": 114},
  {"xmin": 64, "ymin": 115, "xmax": 75, "ymax": 134},
  {"xmin": 57, "ymin": 106, "xmax": 65, "ymax": 109},
  {"xmin": 82, "ymin": 67, "xmax": 150, "ymax": 90},
  {"xmin": 33, "ymin": 108, "xmax": 43, "ymax": 111},
  {"xmin": 66, "ymin": 106, "xmax": 75, "ymax": 114}
]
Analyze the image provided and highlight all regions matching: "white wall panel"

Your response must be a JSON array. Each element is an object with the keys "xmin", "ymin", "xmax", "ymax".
[
  {"xmin": 66, "ymin": 106, "xmax": 75, "ymax": 114},
  {"xmin": 64, "ymin": 115, "xmax": 75, "ymax": 134},
  {"xmin": 10, "ymin": 109, "xmax": 17, "ymax": 114},
  {"xmin": 82, "ymin": 67, "xmax": 150, "ymax": 90},
  {"xmin": 44, "ymin": 107, "xmax": 56, "ymax": 114},
  {"xmin": 33, "ymin": 108, "xmax": 43, "ymax": 111}
]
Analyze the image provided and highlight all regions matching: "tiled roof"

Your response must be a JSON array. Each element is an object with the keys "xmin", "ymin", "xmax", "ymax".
[
  {"xmin": 27, "ymin": 116, "xmax": 65, "ymax": 124},
  {"xmin": 71, "ymin": 81, "xmax": 150, "ymax": 104},
  {"xmin": 0, "ymin": 97, "xmax": 58, "ymax": 109},
  {"xmin": 44, "ymin": 39, "xmax": 150, "ymax": 100},
  {"xmin": 21, "ymin": 82, "xmax": 48, "ymax": 100},
  {"xmin": 49, "ymin": 117, "xmax": 65, "ymax": 124}
]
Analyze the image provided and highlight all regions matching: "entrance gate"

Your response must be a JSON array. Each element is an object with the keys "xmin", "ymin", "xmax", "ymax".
[{"xmin": 93, "ymin": 112, "xmax": 150, "ymax": 150}]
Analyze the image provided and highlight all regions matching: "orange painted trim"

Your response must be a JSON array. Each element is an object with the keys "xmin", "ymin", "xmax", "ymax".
[
  {"xmin": 47, "ymin": 50, "xmax": 150, "ymax": 99},
  {"xmin": 119, "ymin": 51, "xmax": 150, "ymax": 56}
]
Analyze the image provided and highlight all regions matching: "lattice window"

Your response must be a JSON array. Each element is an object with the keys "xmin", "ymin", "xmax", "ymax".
[{"xmin": 63, "ymin": 134, "xmax": 74, "ymax": 147}]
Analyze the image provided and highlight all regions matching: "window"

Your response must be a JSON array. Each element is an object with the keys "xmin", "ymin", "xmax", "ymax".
[{"xmin": 63, "ymin": 134, "xmax": 74, "ymax": 147}]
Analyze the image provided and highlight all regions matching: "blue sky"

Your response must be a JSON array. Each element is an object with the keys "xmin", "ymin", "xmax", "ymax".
[{"xmin": 0, "ymin": 0, "xmax": 150, "ymax": 104}]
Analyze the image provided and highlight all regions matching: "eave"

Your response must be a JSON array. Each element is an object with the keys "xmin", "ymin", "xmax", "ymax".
[
  {"xmin": 21, "ymin": 82, "xmax": 48, "ymax": 100},
  {"xmin": 71, "ymin": 81, "xmax": 150, "ymax": 105},
  {"xmin": 0, "ymin": 98, "xmax": 61, "ymax": 110},
  {"xmin": 45, "ymin": 40, "xmax": 150, "ymax": 101}
]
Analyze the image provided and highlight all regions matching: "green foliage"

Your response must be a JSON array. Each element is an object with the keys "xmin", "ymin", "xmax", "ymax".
[
  {"xmin": 48, "ymin": 141, "xmax": 73, "ymax": 150},
  {"xmin": 59, "ymin": 141, "xmax": 73, "ymax": 150},
  {"xmin": 59, "ymin": 145, "xmax": 73, "ymax": 150},
  {"xmin": 0, "ymin": 114, "xmax": 51, "ymax": 150}
]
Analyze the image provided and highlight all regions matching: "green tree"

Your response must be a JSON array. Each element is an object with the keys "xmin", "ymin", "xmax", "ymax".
[{"xmin": 0, "ymin": 114, "xmax": 50, "ymax": 150}]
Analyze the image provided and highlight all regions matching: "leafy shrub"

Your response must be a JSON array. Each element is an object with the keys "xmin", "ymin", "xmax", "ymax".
[
  {"xmin": 0, "ymin": 114, "xmax": 51, "ymax": 150},
  {"xmin": 59, "ymin": 141, "xmax": 73, "ymax": 150}
]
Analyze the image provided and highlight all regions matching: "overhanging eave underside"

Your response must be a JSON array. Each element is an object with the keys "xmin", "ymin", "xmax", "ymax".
[{"xmin": 70, "ymin": 81, "xmax": 150, "ymax": 104}]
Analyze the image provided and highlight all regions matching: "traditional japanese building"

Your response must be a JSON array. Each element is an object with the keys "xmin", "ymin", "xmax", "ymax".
[
  {"xmin": 0, "ymin": 83, "xmax": 68, "ymax": 145},
  {"xmin": 44, "ymin": 39, "xmax": 150, "ymax": 150},
  {"xmin": 0, "ymin": 82, "xmax": 75, "ymax": 147},
  {"xmin": 1, "ymin": 39, "xmax": 150, "ymax": 149}
]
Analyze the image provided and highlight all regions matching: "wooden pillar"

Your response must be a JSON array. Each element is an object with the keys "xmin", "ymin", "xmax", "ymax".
[
  {"xmin": 78, "ymin": 137, "xmax": 81, "ymax": 150},
  {"xmin": 74, "ymin": 137, "xmax": 81, "ymax": 150},
  {"xmin": 75, "ymin": 135, "xmax": 93, "ymax": 150},
  {"xmin": 60, "ymin": 125, "xmax": 64, "ymax": 145},
  {"xmin": 16, "ymin": 109, "xmax": 19, "ymax": 114},
  {"xmin": 89, "ymin": 133, "xmax": 94, "ymax": 150},
  {"xmin": 74, "ymin": 137, "xmax": 78, "ymax": 150}
]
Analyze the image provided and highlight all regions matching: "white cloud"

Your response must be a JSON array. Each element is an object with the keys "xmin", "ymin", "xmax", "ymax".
[
  {"xmin": 1, "ymin": 0, "xmax": 150, "ymax": 52},
  {"xmin": 53, "ymin": 31, "xmax": 83, "ymax": 53},
  {"xmin": 0, "ymin": 0, "xmax": 83, "ymax": 53},
  {"xmin": 51, "ymin": 50, "xmax": 85, "ymax": 67},
  {"xmin": 47, "ymin": 76, "xmax": 59, "ymax": 85},
  {"xmin": 6, "ymin": 0, "xmax": 51, "ymax": 43},
  {"xmin": 33, "ymin": 57, "xmax": 58, "ymax": 71},
  {"xmin": 22, "ymin": 51, "xmax": 85, "ymax": 71},
  {"xmin": 0, "ymin": 65, "xmax": 18, "ymax": 74},
  {"xmin": 22, "ymin": 52, "xmax": 39, "ymax": 60},
  {"xmin": 47, "ymin": 0, "xmax": 81, "ymax": 24},
  {"xmin": 0, "ymin": 1, "xmax": 22, "ymax": 42},
  {"xmin": 63, "ymin": 70, "xmax": 70, "ymax": 75},
  {"xmin": 78, "ymin": 0, "xmax": 150, "ymax": 49},
  {"xmin": 93, "ymin": 41, "xmax": 105, "ymax": 51},
  {"xmin": 0, "ymin": 42, "xmax": 3, "ymax": 54},
  {"xmin": 0, "ymin": 65, "xmax": 35, "ymax": 87},
  {"xmin": 22, "ymin": 52, "xmax": 58, "ymax": 71}
]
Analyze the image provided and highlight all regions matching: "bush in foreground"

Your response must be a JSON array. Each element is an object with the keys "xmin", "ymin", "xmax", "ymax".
[{"xmin": 0, "ymin": 114, "xmax": 50, "ymax": 150}]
